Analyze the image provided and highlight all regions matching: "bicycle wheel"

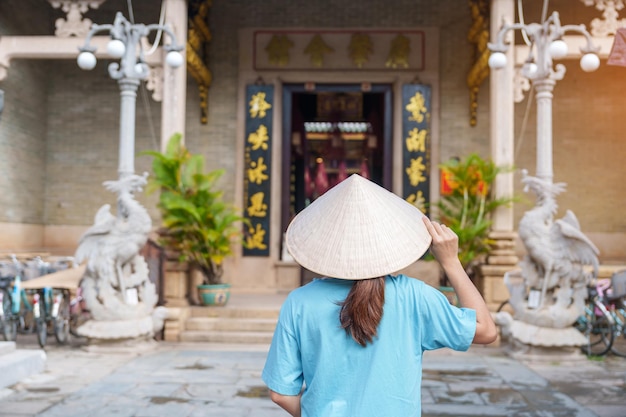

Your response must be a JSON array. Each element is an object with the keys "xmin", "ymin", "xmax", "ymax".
[
  {"xmin": 35, "ymin": 317, "xmax": 47, "ymax": 347},
  {"xmin": 53, "ymin": 291, "xmax": 70, "ymax": 344},
  {"xmin": 610, "ymin": 305, "xmax": 626, "ymax": 357},
  {"xmin": 576, "ymin": 304, "xmax": 614, "ymax": 356},
  {"xmin": 33, "ymin": 291, "xmax": 47, "ymax": 347},
  {"xmin": 0, "ymin": 288, "xmax": 16, "ymax": 341}
]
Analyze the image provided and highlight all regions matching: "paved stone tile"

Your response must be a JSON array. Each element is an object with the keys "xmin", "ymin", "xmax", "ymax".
[
  {"xmin": 2, "ymin": 340, "xmax": 626, "ymax": 416},
  {"xmin": 0, "ymin": 399, "xmax": 55, "ymax": 415},
  {"xmin": 586, "ymin": 405, "xmax": 626, "ymax": 417},
  {"xmin": 476, "ymin": 388, "xmax": 528, "ymax": 407}
]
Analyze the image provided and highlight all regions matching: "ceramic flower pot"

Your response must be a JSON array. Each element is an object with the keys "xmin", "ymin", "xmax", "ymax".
[{"xmin": 197, "ymin": 283, "xmax": 231, "ymax": 306}]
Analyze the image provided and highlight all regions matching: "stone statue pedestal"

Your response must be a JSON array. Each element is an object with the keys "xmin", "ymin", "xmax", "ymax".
[
  {"xmin": 506, "ymin": 319, "xmax": 587, "ymax": 347},
  {"xmin": 80, "ymin": 336, "xmax": 159, "ymax": 354},
  {"xmin": 497, "ymin": 313, "xmax": 588, "ymax": 362},
  {"xmin": 506, "ymin": 341, "xmax": 588, "ymax": 364},
  {"xmin": 76, "ymin": 317, "xmax": 154, "ymax": 340},
  {"xmin": 76, "ymin": 317, "xmax": 160, "ymax": 354}
]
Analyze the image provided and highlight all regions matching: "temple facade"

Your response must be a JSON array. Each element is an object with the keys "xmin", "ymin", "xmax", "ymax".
[{"xmin": 0, "ymin": 0, "xmax": 624, "ymax": 303}]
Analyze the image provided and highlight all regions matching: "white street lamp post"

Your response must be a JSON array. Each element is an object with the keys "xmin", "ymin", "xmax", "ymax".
[
  {"xmin": 77, "ymin": 11, "xmax": 184, "ymax": 179},
  {"xmin": 488, "ymin": 11, "xmax": 600, "ymax": 183}
]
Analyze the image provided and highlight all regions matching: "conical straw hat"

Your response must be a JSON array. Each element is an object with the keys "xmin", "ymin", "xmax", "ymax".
[{"xmin": 285, "ymin": 174, "xmax": 432, "ymax": 280}]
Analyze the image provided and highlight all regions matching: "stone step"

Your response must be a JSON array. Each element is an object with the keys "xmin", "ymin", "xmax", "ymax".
[
  {"xmin": 177, "ymin": 293, "xmax": 284, "ymax": 344},
  {"xmin": 179, "ymin": 330, "xmax": 274, "ymax": 344},
  {"xmin": 186, "ymin": 317, "xmax": 277, "ymax": 332},
  {"xmin": 0, "ymin": 343, "xmax": 47, "ymax": 390},
  {"xmin": 0, "ymin": 341, "xmax": 15, "ymax": 356},
  {"xmin": 189, "ymin": 305, "xmax": 280, "ymax": 319}
]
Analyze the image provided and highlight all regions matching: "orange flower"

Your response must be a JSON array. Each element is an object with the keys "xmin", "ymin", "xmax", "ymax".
[
  {"xmin": 476, "ymin": 180, "xmax": 488, "ymax": 196},
  {"xmin": 440, "ymin": 169, "xmax": 456, "ymax": 195}
]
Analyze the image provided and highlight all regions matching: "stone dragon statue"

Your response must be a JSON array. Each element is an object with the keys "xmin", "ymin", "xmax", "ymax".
[
  {"xmin": 512, "ymin": 170, "xmax": 599, "ymax": 329},
  {"xmin": 74, "ymin": 173, "xmax": 158, "ymax": 327}
]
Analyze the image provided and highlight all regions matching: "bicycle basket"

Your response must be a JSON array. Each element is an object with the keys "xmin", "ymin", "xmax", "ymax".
[{"xmin": 611, "ymin": 270, "xmax": 626, "ymax": 299}]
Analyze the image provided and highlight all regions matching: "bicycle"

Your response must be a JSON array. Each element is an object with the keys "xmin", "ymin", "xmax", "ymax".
[
  {"xmin": 33, "ymin": 286, "xmax": 72, "ymax": 346},
  {"xmin": 21, "ymin": 258, "xmax": 88, "ymax": 342},
  {"xmin": 599, "ymin": 270, "xmax": 626, "ymax": 357},
  {"xmin": 574, "ymin": 280, "xmax": 615, "ymax": 356},
  {"xmin": 27, "ymin": 257, "xmax": 54, "ymax": 347},
  {"xmin": 0, "ymin": 274, "xmax": 13, "ymax": 340},
  {"xmin": 0, "ymin": 255, "xmax": 38, "ymax": 342},
  {"xmin": 25, "ymin": 256, "xmax": 77, "ymax": 346},
  {"xmin": 608, "ymin": 299, "xmax": 626, "ymax": 357},
  {"xmin": 0, "ymin": 255, "xmax": 75, "ymax": 347}
]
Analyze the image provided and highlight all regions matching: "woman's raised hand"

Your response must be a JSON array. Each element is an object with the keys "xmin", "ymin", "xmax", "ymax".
[{"xmin": 422, "ymin": 217, "xmax": 461, "ymax": 269}]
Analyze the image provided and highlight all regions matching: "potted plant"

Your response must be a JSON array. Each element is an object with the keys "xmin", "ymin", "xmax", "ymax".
[
  {"xmin": 434, "ymin": 153, "xmax": 516, "ymax": 283},
  {"xmin": 143, "ymin": 134, "xmax": 246, "ymax": 306}
]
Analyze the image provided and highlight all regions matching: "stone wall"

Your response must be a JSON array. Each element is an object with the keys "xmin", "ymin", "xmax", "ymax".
[
  {"xmin": 0, "ymin": 2, "xmax": 53, "ymax": 228},
  {"xmin": 44, "ymin": 61, "xmax": 162, "ymax": 226}
]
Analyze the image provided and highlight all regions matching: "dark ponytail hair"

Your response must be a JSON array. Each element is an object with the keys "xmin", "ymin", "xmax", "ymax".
[{"xmin": 339, "ymin": 277, "xmax": 385, "ymax": 347}]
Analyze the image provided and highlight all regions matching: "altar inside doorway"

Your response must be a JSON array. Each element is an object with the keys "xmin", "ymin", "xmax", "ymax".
[{"xmin": 282, "ymin": 84, "xmax": 393, "ymax": 285}]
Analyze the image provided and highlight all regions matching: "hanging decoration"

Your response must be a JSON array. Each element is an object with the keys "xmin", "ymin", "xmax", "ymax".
[
  {"xmin": 188, "ymin": 0, "xmax": 213, "ymax": 124},
  {"xmin": 466, "ymin": 0, "xmax": 490, "ymax": 126},
  {"xmin": 402, "ymin": 84, "xmax": 431, "ymax": 214},
  {"xmin": 243, "ymin": 85, "xmax": 274, "ymax": 256}
]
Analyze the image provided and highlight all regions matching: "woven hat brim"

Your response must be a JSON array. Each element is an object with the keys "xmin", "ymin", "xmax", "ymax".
[{"xmin": 285, "ymin": 174, "xmax": 432, "ymax": 280}]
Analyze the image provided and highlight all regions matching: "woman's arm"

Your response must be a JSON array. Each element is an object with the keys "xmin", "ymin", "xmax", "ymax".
[
  {"xmin": 269, "ymin": 390, "xmax": 302, "ymax": 417},
  {"xmin": 422, "ymin": 217, "xmax": 498, "ymax": 344}
]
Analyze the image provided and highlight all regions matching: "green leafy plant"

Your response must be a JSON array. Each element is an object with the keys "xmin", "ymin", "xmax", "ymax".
[
  {"xmin": 435, "ymin": 153, "xmax": 516, "ymax": 272},
  {"xmin": 142, "ymin": 134, "xmax": 246, "ymax": 285}
]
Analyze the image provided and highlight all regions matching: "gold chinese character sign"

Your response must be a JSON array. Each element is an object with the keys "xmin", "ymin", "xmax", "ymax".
[
  {"xmin": 253, "ymin": 29, "xmax": 426, "ymax": 71},
  {"xmin": 243, "ymin": 85, "xmax": 274, "ymax": 256},
  {"xmin": 402, "ymin": 84, "xmax": 431, "ymax": 215}
]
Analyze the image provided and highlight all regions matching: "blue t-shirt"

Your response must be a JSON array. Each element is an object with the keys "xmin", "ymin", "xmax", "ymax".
[{"xmin": 262, "ymin": 274, "xmax": 476, "ymax": 417}]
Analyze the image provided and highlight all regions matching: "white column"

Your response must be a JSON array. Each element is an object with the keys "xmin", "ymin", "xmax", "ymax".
[
  {"xmin": 489, "ymin": 0, "xmax": 515, "ymax": 232},
  {"xmin": 534, "ymin": 79, "xmax": 555, "ymax": 183},
  {"xmin": 118, "ymin": 78, "xmax": 140, "ymax": 178},
  {"xmin": 161, "ymin": 0, "xmax": 188, "ymax": 151}
]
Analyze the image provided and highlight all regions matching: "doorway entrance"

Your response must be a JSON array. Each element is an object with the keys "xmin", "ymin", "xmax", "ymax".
[{"xmin": 281, "ymin": 83, "xmax": 393, "ymax": 284}]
